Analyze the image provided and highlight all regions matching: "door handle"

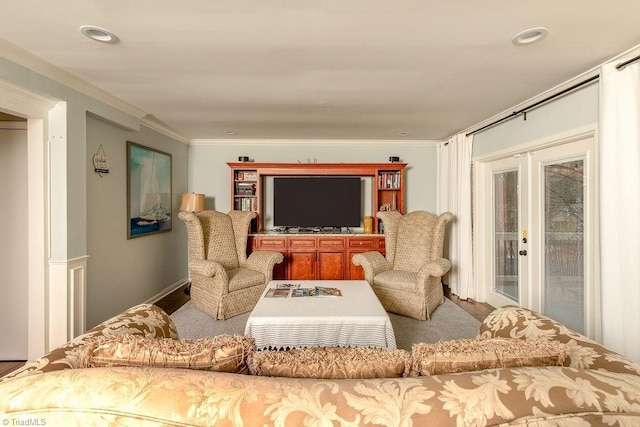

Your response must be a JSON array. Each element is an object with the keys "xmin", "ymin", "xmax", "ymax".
[{"xmin": 519, "ymin": 250, "xmax": 527, "ymax": 256}]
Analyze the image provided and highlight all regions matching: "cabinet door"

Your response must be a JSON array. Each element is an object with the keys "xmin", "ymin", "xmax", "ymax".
[
  {"xmin": 318, "ymin": 251, "xmax": 345, "ymax": 280},
  {"xmin": 346, "ymin": 237, "xmax": 376, "ymax": 280},
  {"xmin": 288, "ymin": 251, "xmax": 316, "ymax": 280},
  {"xmin": 256, "ymin": 237, "xmax": 287, "ymax": 280}
]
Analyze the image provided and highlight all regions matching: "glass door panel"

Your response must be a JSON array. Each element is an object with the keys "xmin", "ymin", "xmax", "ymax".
[
  {"xmin": 493, "ymin": 169, "xmax": 519, "ymax": 301},
  {"xmin": 542, "ymin": 159, "xmax": 585, "ymax": 333}
]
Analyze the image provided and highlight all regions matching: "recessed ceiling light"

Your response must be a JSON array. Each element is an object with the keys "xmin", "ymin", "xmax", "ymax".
[
  {"xmin": 225, "ymin": 130, "xmax": 237, "ymax": 135},
  {"xmin": 80, "ymin": 25, "xmax": 118, "ymax": 44},
  {"xmin": 399, "ymin": 132, "xmax": 409, "ymax": 137},
  {"xmin": 512, "ymin": 27, "xmax": 548, "ymax": 46}
]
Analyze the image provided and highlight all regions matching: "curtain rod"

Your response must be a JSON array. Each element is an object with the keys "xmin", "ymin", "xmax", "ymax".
[
  {"xmin": 466, "ymin": 74, "xmax": 599, "ymax": 137},
  {"xmin": 616, "ymin": 53, "xmax": 640, "ymax": 70}
]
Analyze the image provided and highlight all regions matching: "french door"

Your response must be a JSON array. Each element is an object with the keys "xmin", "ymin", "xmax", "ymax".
[{"xmin": 479, "ymin": 134, "xmax": 597, "ymax": 337}]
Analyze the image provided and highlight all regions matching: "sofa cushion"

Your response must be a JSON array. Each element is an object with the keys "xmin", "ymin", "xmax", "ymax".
[
  {"xmin": 410, "ymin": 337, "xmax": 568, "ymax": 376},
  {"xmin": 227, "ymin": 267, "xmax": 265, "ymax": 291},
  {"xmin": 373, "ymin": 269, "xmax": 417, "ymax": 292},
  {"xmin": 248, "ymin": 347, "xmax": 411, "ymax": 378},
  {"xmin": 1, "ymin": 304, "xmax": 178, "ymax": 382},
  {"xmin": 82, "ymin": 334, "xmax": 255, "ymax": 374},
  {"xmin": 479, "ymin": 305, "xmax": 640, "ymax": 376}
]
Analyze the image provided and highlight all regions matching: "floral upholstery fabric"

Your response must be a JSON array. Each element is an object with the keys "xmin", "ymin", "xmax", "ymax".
[
  {"xmin": 410, "ymin": 337, "xmax": 569, "ymax": 376},
  {"xmin": 179, "ymin": 210, "xmax": 284, "ymax": 320},
  {"xmin": 0, "ymin": 303, "xmax": 177, "ymax": 382},
  {"xmin": 2, "ymin": 304, "xmax": 640, "ymax": 426},
  {"xmin": 248, "ymin": 347, "xmax": 411, "ymax": 379},
  {"xmin": 1, "ymin": 365, "xmax": 639, "ymax": 426},
  {"xmin": 82, "ymin": 334, "xmax": 255, "ymax": 374},
  {"xmin": 479, "ymin": 305, "xmax": 640, "ymax": 376}
]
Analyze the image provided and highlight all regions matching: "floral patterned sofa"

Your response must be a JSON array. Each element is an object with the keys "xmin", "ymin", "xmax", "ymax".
[{"xmin": 1, "ymin": 303, "xmax": 639, "ymax": 426}]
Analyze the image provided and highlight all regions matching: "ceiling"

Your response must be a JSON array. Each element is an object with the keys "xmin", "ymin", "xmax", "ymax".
[{"xmin": 2, "ymin": 1, "xmax": 640, "ymax": 141}]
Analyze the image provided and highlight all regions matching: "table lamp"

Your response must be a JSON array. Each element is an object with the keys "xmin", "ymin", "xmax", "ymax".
[{"xmin": 179, "ymin": 192, "xmax": 205, "ymax": 212}]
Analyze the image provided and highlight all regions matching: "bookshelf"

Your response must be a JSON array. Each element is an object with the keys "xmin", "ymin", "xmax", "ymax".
[
  {"xmin": 232, "ymin": 169, "xmax": 259, "ymax": 231},
  {"xmin": 228, "ymin": 162, "xmax": 407, "ymax": 233}
]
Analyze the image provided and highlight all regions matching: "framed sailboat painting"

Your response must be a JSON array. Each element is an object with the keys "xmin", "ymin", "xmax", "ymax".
[{"xmin": 127, "ymin": 141, "xmax": 172, "ymax": 239}]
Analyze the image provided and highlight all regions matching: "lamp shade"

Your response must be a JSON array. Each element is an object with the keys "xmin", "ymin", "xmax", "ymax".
[{"xmin": 179, "ymin": 193, "xmax": 205, "ymax": 212}]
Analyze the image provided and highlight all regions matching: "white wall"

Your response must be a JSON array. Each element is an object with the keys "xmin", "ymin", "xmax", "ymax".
[
  {"xmin": 0, "ymin": 126, "xmax": 28, "ymax": 359},
  {"xmin": 188, "ymin": 141, "xmax": 439, "ymax": 221},
  {"xmin": 473, "ymin": 82, "xmax": 599, "ymax": 154}
]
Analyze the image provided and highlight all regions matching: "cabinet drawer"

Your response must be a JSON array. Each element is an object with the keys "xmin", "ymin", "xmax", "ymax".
[
  {"xmin": 289, "ymin": 238, "xmax": 316, "ymax": 248},
  {"xmin": 257, "ymin": 238, "xmax": 286, "ymax": 249},
  {"xmin": 318, "ymin": 237, "xmax": 345, "ymax": 249},
  {"xmin": 377, "ymin": 238, "xmax": 386, "ymax": 250},
  {"xmin": 348, "ymin": 238, "xmax": 375, "ymax": 249}
]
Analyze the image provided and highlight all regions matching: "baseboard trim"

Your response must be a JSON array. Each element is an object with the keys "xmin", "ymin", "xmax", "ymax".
[{"xmin": 144, "ymin": 279, "xmax": 189, "ymax": 305}]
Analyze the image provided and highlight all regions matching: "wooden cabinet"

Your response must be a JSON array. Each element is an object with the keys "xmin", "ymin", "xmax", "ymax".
[
  {"xmin": 317, "ymin": 237, "xmax": 346, "ymax": 280},
  {"xmin": 228, "ymin": 162, "xmax": 407, "ymax": 233},
  {"xmin": 250, "ymin": 235, "xmax": 383, "ymax": 280},
  {"xmin": 346, "ymin": 236, "xmax": 386, "ymax": 280},
  {"xmin": 288, "ymin": 237, "xmax": 317, "ymax": 279},
  {"xmin": 254, "ymin": 236, "xmax": 287, "ymax": 279}
]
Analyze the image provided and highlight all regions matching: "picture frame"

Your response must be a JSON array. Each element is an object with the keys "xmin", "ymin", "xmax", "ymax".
[{"xmin": 127, "ymin": 141, "xmax": 172, "ymax": 239}]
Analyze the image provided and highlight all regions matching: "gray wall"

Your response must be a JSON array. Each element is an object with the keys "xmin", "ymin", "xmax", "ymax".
[
  {"xmin": 86, "ymin": 117, "xmax": 189, "ymax": 327},
  {"xmin": 0, "ymin": 55, "xmax": 190, "ymax": 330},
  {"xmin": 188, "ymin": 142, "xmax": 439, "ymax": 222}
]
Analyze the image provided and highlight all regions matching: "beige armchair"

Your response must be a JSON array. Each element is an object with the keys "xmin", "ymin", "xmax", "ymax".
[
  {"xmin": 352, "ymin": 210, "xmax": 454, "ymax": 320},
  {"xmin": 178, "ymin": 210, "xmax": 284, "ymax": 320}
]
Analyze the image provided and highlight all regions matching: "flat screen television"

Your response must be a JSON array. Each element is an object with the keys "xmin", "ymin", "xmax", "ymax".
[{"xmin": 273, "ymin": 176, "xmax": 361, "ymax": 228}]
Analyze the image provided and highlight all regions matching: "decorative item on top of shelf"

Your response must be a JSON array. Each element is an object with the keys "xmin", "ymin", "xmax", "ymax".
[
  {"xmin": 389, "ymin": 156, "xmax": 400, "ymax": 162},
  {"xmin": 179, "ymin": 193, "xmax": 205, "ymax": 213},
  {"xmin": 238, "ymin": 156, "xmax": 250, "ymax": 162}
]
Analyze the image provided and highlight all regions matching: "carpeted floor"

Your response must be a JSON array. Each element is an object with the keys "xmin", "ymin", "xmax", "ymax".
[{"xmin": 171, "ymin": 298, "xmax": 481, "ymax": 351}]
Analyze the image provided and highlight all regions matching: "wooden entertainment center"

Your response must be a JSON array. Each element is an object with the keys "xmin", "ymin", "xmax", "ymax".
[{"xmin": 228, "ymin": 162, "xmax": 407, "ymax": 280}]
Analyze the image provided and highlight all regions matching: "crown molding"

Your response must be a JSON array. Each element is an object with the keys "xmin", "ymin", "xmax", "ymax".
[
  {"xmin": 2, "ymin": 40, "xmax": 192, "ymax": 143},
  {"xmin": 140, "ymin": 116, "xmax": 190, "ymax": 145},
  {"xmin": 189, "ymin": 138, "xmax": 440, "ymax": 146},
  {"xmin": 1, "ymin": 40, "xmax": 147, "ymax": 119}
]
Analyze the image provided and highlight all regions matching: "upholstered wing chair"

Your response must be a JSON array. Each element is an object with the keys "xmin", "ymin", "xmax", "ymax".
[
  {"xmin": 178, "ymin": 210, "xmax": 284, "ymax": 320},
  {"xmin": 352, "ymin": 210, "xmax": 454, "ymax": 320}
]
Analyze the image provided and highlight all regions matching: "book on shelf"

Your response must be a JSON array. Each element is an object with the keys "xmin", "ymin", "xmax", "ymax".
[{"xmin": 378, "ymin": 171, "xmax": 400, "ymax": 189}]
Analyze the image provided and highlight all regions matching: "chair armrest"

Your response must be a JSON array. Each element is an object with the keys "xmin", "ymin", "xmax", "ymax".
[
  {"xmin": 352, "ymin": 251, "xmax": 390, "ymax": 284},
  {"xmin": 246, "ymin": 250, "xmax": 284, "ymax": 280},
  {"xmin": 190, "ymin": 259, "xmax": 226, "ymax": 280},
  {"xmin": 416, "ymin": 258, "xmax": 451, "ymax": 283}
]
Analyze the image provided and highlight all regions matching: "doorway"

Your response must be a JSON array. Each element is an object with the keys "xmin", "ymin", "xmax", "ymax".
[
  {"xmin": 0, "ymin": 117, "xmax": 28, "ymax": 360},
  {"xmin": 475, "ymin": 131, "xmax": 598, "ymax": 337}
]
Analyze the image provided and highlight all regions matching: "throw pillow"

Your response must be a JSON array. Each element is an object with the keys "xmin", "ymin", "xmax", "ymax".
[
  {"xmin": 410, "ymin": 337, "xmax": 569, "ymax": 376},
  {"xmin": 82, "ymin": 334, "xmax": 255, "ymax": 374},
  {"xmin": 248, "ymin": 347, "xmax": 411, "ymax": 378}
]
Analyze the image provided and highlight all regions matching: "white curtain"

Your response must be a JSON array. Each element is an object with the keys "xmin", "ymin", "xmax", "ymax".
[
  {"xmin": 437, "ymin": 133, "xmax": 474, "ymax": 300},
  {"xmin": 600, "ymin": 60, "xmax": 640, "ymax": 363}
]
